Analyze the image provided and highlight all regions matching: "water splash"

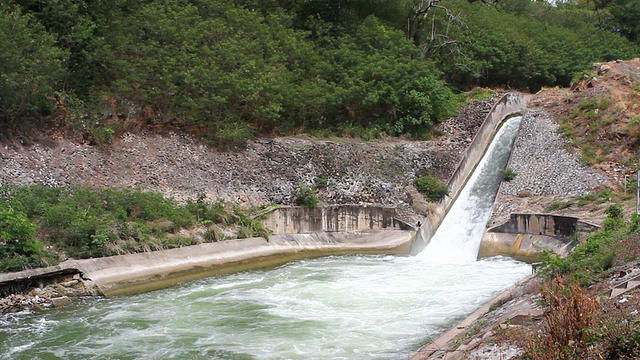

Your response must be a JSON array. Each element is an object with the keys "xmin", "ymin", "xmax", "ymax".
[{"xmin": 419, "ymin": 117, "xmax": 522, "ymax": 263}]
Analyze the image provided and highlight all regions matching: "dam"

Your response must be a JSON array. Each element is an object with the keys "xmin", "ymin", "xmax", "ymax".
[{"xmin": 0, "ymin": 115, "xmax": 531, "ymax": 359}]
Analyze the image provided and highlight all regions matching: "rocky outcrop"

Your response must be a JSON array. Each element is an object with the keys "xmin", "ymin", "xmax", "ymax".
[{"xmin": 0, "ymin": 273, "xmax": 100, "ymax": 314}]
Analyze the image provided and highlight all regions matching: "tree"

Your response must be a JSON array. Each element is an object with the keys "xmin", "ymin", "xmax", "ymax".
[
  {"xmin": 598, "ymin": 0, "xmax": 640, "ymax": 42},
  {"xmin": 0, "ymin": 3, "xmax": 66, "ymax": 128}
]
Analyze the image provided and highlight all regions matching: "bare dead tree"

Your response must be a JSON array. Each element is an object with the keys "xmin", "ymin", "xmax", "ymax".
[
  {"xmin": 423, "ymin": 8, "xmax": 474, "ymax": 73},
  {"xmin": 407, "ymin": 0, "xmax": 499, "ymax": 43},
  {"xmin": 407, "ymin": 0, "xmax": 446, "ymax": 42}
]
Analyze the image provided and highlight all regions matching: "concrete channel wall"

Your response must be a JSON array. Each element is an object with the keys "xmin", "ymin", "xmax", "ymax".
[
  {"xmin": 0, "ymin": 230, "xmax": 413, "ymax": 297},
  {"xmin": 263, "ymin": 205, "xmax": 414, "ymax": 234},
  {"xmin": 411, "ymin": 92, "xmax": 531, "ymax": 254},
  {"xmin": 478, "ymin": 213, "xmax": 600, "ymax": 262}
]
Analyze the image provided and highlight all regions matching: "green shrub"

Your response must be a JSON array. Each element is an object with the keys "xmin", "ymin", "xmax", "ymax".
[
  {"xmin": 539, "ymin": 204, "xmax": 627, "ymax": 286},
  {"xmin": 414, "ymin": 175, "xmax": 448, "ymax": 201},
  {"xmin": 501, "ymin": 168, "xmax": 517, "ymax": 182},
  {"xmin": 604, "ymin": 203, "xmax": 624, "ymax": 231},
  {"xmin": 0, "ymin": 207, "xmax": 49, "ymax": 271},
  {"xmin": 295, "ymin": 185, "xmax": 318, "ymax": 208},
  {"xmin": 0, "ymin": 184, "xmax": 276, "ymax": 268},
  {"xmin": 203, "ymin": 122, "xmax": 253, "ymax": 150}
]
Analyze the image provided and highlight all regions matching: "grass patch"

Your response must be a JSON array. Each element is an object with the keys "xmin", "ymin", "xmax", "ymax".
[{"xmin": 545, "ymin": 200, "xmax": 574, "ymax": 212}]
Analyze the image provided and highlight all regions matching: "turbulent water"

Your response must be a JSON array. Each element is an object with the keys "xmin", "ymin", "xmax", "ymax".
[
  {"xmin": 1, "ymin": 256, "xmax": 529, "ymax": 360},
  {"xmin": 0, "ymin": 117, "xmax": 531, "ymax": 360},
  {"xmin": 420, "ymin": 117, "xmax": 522, "ymax": 263}
]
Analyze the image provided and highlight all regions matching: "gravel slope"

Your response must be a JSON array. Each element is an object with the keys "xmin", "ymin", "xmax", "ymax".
[
  {"xmin": 490, "ymin": 109, "xmax": 607, "ymax": 226},
  {"xmin": 0, "ymin": 99, "xmax": 495, "ymax": 225}
]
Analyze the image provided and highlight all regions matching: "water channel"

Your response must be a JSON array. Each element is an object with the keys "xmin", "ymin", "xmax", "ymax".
[{"xmin": 0, "ymin": 117, "xmax": 531, "ymax": 360}]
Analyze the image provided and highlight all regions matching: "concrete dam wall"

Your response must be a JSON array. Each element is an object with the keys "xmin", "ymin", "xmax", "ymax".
[
  {"xmin": 478, "ymin": 213, "xmax": 600, "ymax": 262},
  {"xmin": 263, "ymin": 205, "xmax": 413, "ymax": 234}
]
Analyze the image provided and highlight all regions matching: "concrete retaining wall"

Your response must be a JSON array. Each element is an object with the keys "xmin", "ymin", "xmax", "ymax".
[
  {"xmin": 263, "ymin": 205, "xmax": 413, "ymax": 234},
  {"xmin": 0, "ymin": 230, "xmax": 413, "ymax": 297},
  {"xmin": 478, "ymin": 213, "xmax": 600, "ymax": 262},
  {"xmin": 488, "ymin": 213, "xmax": 599, "ymax": 239},
  {"xmin": 411, "ymin": 92, "xmax": 531, "ymax": 254}
]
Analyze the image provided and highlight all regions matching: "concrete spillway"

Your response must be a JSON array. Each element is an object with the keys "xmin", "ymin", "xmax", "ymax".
[{"xmin": 419, "ymin": 117, "xmax": 522, "ymax": 263}]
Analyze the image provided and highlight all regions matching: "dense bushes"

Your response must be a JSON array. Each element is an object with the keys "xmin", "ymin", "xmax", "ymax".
[
  {"xmin": 0, "ymin": 3, "xmax": 65, "ymax": 128},
  {"xmin": 0, "ymin": 207, "xmax": 50, "ymax": 272},
  {"xmin": 424, "ymin": 0, "xmax": 638, "ymax": 91},
  {"xmin": 2, "ymin": 0, "xmax": 636, "ymax": 140},
  {"xmin": 0, "ymin": 184, "xmax": 270, "ymax": 271}
]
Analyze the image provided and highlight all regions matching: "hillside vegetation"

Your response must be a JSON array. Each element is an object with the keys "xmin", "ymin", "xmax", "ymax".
[{"xmin": 1, "ymin": 0, "xmax": 637, "ymax": 144}]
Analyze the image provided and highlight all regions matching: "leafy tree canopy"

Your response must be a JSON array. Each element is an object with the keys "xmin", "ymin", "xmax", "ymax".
[{"xmin": 4, "ymin": 0, "xmax": 638, "ymax": 140}]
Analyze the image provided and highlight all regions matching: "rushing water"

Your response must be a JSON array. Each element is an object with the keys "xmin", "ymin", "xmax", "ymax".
[
  {"xmin": 419, "ymin": 116, "xmax": 523, "ymax": 263},
  {"xmin": 0, "ymin": 117, "xmax": 530, "ymax": 360}
]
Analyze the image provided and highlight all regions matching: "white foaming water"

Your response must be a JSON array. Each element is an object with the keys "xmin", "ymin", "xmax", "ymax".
[
  {"xmin": 1, "ymin": 256, "xmax": 530, "ymax": 360},
  {"xmin": 0, "ymin": 117, "xmax": 530, "ymax": 359},
  {"xmin": 419, "ymin": 117, "xmax": 522, "ymax": 263}
]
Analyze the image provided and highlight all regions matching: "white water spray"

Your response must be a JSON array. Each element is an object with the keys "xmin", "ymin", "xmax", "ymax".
[{"xmin": 419, "ymin": 117, "xmax": 522, "ymax": 263}]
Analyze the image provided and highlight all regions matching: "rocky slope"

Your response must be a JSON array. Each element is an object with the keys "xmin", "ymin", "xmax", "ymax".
[{"xmin": 1, "ymin": 97, "xmax": 494, "ymax": 225}]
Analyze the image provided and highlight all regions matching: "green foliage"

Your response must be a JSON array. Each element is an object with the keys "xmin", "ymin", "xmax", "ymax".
[
  {"xmin": 0, "ymin": 185, "xmax": 277, "ymax": 268},
  {"xmin": 578, "ymin": 95, "xmax": 611, "ymax": 112},
  {"xmin": 540, "ymin": 231, "xmax": 615, "ymax": 287},
  {"xmin": 295, "ymin": 185, "xmax": 319, "ymax": 208},
  {"xmin": 203, "ymin": 122, "xmax": 253, "ymax": 150},
  {"xmin": 3, "ymin": 0, "xmax": 637, "ymax": 138},
  {"xmin": 539, "ymin": 204, "xmax": 627, "ymax": 286},
  {"xmin": 598, "ymin": 0, "xmax": 640, "ymax": 43},
  {"xmin": 501, "ymin": 168, "xmax": 517, "ymax": 182},
  {"xmin": 0, "ymin": 3, "xmax": 66, "ymax": 128},
  {"xmin": 545, "ymin": 200, "xmax": 574, "ymax": 212},
  {"xmin": 604, "ymin": 203, "xmax": 624, "ymax": 231},
  {"xmin": 0, "ymin": 185, "xmax": 194, "ymax": 259},
  {"xmin": 414, "ymin": 175, "xmax": 449, "ymax": 201},
  {"xmin": 0, "ymin": 207, "xmax": 49, "ymax": 272},
  {"xmin": 424, "ymin": 0, "xmax": 638, "ymax": 91}
]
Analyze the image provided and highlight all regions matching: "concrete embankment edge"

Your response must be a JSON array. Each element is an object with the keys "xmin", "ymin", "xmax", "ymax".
[
  {"xmin": 410, "ymin": 274, "xmax": 536, "ymax": 360},
  {"xmin": 0, "ymin": 230, "xmax": 412, "ymax": 297},
  {"xmin": 411, "ymin": 92, "xmax": 531, "ymax": 254}
]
